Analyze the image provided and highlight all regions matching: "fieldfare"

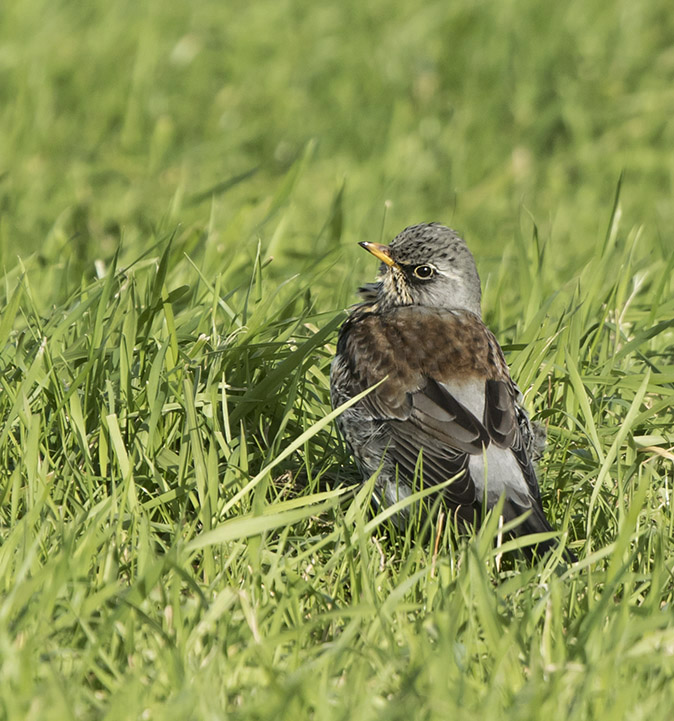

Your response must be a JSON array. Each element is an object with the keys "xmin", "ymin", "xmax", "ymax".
[{"xmin": 330, "ymin": 222, "xmax": 572, "ymax": 559}]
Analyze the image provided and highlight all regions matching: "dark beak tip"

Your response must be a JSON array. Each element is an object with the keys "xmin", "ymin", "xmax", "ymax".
[{"xmin": 358, "ymin": 241, "xmax": 397, "ymax": 267}]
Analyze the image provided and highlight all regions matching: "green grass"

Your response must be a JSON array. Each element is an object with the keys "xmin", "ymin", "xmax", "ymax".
[{"xmin": 1, "ymin": 0, "xmax": 674, "ymax": 719}]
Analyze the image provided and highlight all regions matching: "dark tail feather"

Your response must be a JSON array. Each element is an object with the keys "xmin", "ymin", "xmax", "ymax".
[{"xmin": 507, "ymin": 502, "xmax": 577, "ymax": 564}]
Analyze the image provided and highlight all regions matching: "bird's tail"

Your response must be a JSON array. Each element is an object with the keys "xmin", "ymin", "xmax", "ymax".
[{"xmin": 505, "ymin": 501, "xmax": 577, "ymax": 564}]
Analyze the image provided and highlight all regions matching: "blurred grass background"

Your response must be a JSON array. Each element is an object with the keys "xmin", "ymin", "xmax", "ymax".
[
  {"xmin": 2, "ymin": 0, "xmax": 673, "ymax": 298},
  {"xmin": 1, "ymin": 0, "xmax": 674, "ymax": 719}
]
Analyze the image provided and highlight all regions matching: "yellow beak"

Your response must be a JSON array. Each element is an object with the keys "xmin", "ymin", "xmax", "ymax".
[{"xmin": 359, "ymin": 242, "xmax": 398, "ymax": 268}]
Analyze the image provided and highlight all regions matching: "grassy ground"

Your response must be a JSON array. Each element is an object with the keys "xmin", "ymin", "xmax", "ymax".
[{"xmin": 1, "ymin": 0, "xmax": 674, "ymax": 719}]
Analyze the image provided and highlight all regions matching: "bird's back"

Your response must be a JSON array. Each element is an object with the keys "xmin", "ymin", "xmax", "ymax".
[{"xmin": 331, "ymin": 303, "xmax": 553, "ymax": 538}]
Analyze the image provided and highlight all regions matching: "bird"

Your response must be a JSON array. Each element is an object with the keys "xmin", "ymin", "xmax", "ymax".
[{"xmin": 330, "ymin": 222, "xmax": 573, "ymax": 560}]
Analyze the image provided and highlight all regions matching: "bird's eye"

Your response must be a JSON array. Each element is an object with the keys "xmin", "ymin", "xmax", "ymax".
[{"xmin": 413, "ymin": 264, "xmax": 435, "ymax": 279}]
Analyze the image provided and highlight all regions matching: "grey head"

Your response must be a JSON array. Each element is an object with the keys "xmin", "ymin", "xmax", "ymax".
[{"xmin": 359, "ymin": 223, "xmax": 482, "ymax": 317}]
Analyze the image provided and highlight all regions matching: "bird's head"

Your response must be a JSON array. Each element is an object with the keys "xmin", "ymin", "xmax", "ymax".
[{"xmin": 359, "ymin": 223, "xmax": 482, "ymax": 317}]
